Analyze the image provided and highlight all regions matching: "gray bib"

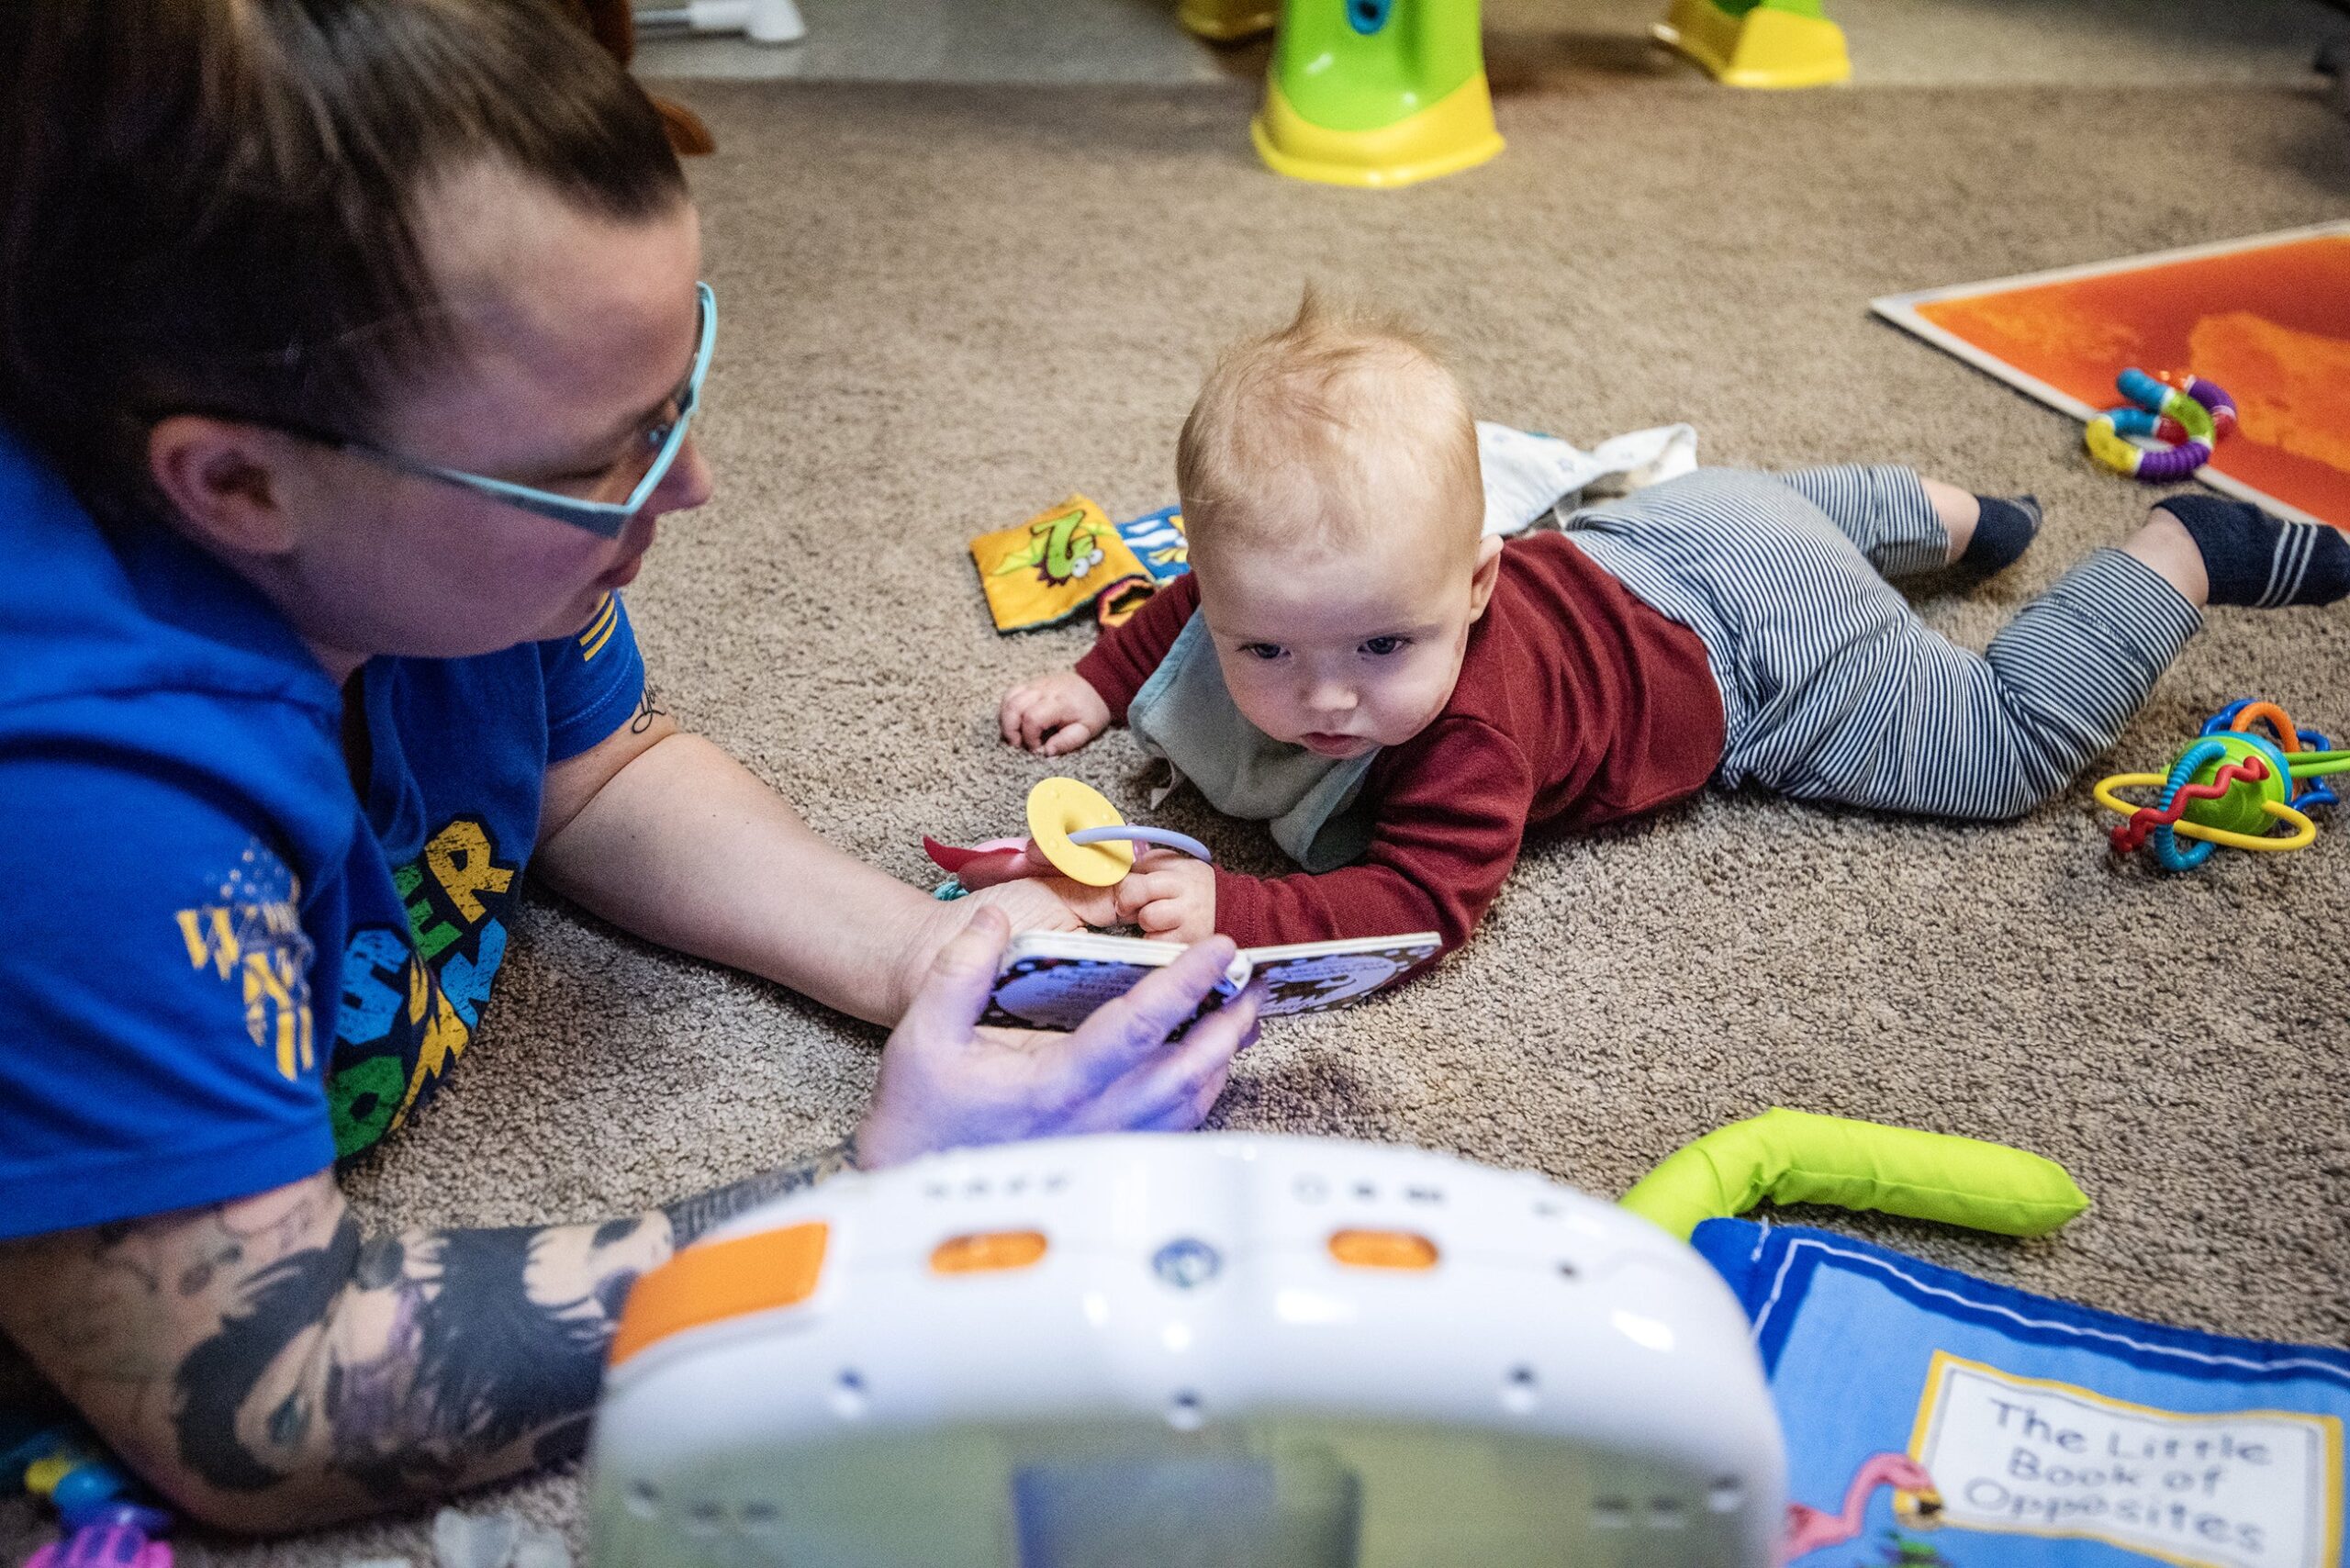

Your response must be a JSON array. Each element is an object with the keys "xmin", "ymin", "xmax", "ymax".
[{"xmin": 1125, "ymin": 610, "xmax": 1381, "ymax": 872}]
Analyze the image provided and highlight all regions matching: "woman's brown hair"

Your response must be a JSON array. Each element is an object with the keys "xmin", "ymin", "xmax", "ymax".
[{"xmin": 0, "ymin": 0, "xmax": 688, "ymax": 522}]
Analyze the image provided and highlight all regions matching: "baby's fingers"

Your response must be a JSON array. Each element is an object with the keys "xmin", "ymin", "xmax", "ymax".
[
  {"xmin": 1132, "ymin": 894, "xmax": 1192, "ymax": 937},
  {"xmin": 1039, "ymin": 719, "xmax": 1096, "ymax": 756},
  {"xmin": 1012, "ymin": 696, "xmax": 1058, "ymax": 752}
]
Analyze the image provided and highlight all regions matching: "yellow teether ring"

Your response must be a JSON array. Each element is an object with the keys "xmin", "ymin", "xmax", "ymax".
[{"xmin": 1026, "ymin": 778, "xmax": 1134, "ymax": 886}]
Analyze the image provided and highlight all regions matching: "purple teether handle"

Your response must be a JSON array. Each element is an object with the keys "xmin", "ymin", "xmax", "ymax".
[{"xmin": 1067, "ymin": 825, "xmax": 1214, "ymax": 863}]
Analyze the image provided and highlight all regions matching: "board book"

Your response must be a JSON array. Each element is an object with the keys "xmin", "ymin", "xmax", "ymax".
[{"xmin": 979, "ymin": 930, "xmax": 1440, "ymax": 1033}]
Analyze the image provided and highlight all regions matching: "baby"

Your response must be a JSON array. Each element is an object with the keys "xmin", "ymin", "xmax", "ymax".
[{"xmin": 1001, "ymin": 294, "xmax": 2349, "ymax": 954}]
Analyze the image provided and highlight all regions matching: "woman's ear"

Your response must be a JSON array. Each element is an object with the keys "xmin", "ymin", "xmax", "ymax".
[
  {"xmin": 1466, "ymin": 533, "xmax": 1506, "ymax": 622},
  {"xmin": 145, "ymin": 416, "xmax": 308, "ymax": 557}
]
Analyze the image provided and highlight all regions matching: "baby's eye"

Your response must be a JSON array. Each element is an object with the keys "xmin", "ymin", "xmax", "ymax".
[
  {"xmin": 1238, "ymin": 643, "xmax": 1285, "ymax": 661},
  {"xmin": 1360, "ymin": 635, "xmax": 1410, "ymax": 656}
]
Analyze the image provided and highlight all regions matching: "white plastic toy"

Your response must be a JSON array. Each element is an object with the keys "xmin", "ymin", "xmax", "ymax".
[{"xmin": 588, "ymin": 1134, "xmax": 1785, "ymax": 1567}]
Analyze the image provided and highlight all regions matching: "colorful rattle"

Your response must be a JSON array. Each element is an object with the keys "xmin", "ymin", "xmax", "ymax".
[
  {"xmin": 2084, "ymin": 369, "xmax": 2237, "ymax": 482},
  {"xmin": 2093, "ymin": 699, "xmax": 2348, "ymax": 872},
  {"xmin": 923, "ymin": 777, "xmax": 1212, "ymax": 894},
  {"xmin": 1, "ymin": 1415, "xmax": 173, "ymax": 1568}
]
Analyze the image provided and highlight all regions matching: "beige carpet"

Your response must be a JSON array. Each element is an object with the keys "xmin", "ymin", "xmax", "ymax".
[{"xmin": 7, "ymin": 74, "xmax": 2350, "ymax": 1565}]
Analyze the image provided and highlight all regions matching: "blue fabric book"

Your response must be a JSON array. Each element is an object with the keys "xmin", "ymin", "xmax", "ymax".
[{"xmin": 1694, "ymin": 1219, "xmax": 2350, "ymax": 1568}]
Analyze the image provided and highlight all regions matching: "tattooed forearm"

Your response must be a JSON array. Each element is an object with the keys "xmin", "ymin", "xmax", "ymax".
[
  {"xmin": 0, "ymin": 1145, "xmax": 861, "ymax": 1529},
  {"xmin": 148, "ymin": 1207, "xmax": 669, "ymax": 1511},
  {"xmin": 660, "ymin": 1137, "xmax": 858, "ymax": 1248}
]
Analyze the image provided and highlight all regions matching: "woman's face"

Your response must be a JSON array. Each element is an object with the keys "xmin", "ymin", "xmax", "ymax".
[{"xmin": 261, "ymin": 162, "xmax": 713, "ymax": 665}]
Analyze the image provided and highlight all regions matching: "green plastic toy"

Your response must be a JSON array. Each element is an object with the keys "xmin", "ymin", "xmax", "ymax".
[
  {"xmin": 1618, "ymin": 1107, "xmax": 2089, "ymax": 1242},
  {"xmin": 1250, "ymin": 0, "xmax": 1504, "ymax": 189}
]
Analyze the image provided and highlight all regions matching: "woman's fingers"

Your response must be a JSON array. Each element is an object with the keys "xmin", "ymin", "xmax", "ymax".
[
  {"xmin": 1062, "ymin": 935, "xmax": 1237, "ymax": 1093},
  {"xmin": 1132, "ymin": 1064, "xmax": 1231, "ymax": 1132},
  {"xmin": 893, "ymin": 905, "xmax": 1009, "ymax": 1051},
  {"xmin": 1083, "ymin": 980, "xmax": 1260, "ymax": 1133}
]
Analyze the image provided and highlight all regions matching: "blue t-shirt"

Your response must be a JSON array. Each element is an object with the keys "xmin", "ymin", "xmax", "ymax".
[{"xmin": 0, "ymin": 431, "xmax": 646, "ymax": 1238}]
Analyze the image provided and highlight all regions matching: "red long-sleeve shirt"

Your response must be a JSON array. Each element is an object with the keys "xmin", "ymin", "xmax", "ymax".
[{"xmin": 1075, "ymin": 532, "xmax": 1726, "ymax": 951}]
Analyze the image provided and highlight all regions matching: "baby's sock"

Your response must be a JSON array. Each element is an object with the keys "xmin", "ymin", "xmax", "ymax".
[
  {"xmin": 2157, "ymin": 495, "xmax": 2350, "ymax": 608},
  {"xmin": 1959, "ymin": 493, "xmax": 2041, "ymax": 575}
]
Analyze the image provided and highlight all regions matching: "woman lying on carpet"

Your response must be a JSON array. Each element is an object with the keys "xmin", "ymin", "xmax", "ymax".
[
  {"xmin": 0, "ymin": 0, "xmax": 1257, "ymax": 1532},
  {"xmin": 1002, "ymin": 294, "xmax": 2347, "ymax": 950}
]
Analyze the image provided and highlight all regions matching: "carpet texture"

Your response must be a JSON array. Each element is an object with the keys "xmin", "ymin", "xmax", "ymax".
[{"xmin": 6, "ymin": 75, "xmax": 2348, "ymax": 1565}]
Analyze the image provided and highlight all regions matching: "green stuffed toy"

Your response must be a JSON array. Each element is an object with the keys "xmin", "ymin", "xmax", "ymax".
[{"xmin": 1619, "ymin": 1106, "xmax": 2089, "ymax": 1242}]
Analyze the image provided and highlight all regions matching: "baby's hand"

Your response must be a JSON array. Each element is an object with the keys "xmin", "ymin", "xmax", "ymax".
[
  {"xmin": 1114, "ymin": 850, "xmax": 1217, "ymax": 945},
  {"xmin": 1001, "ymin": 668, "xmax": 1113, "ymax": 756}
]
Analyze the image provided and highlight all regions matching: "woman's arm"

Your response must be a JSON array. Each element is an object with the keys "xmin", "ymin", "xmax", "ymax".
[
  {"xmin": 0, "ymin": 1156, "xmax": 841, "ymax": 1533},
  {"xmin": 532, "ymin": 683, "xmax": 1100, "ymax": 1025},
  {"xmin": 0, "ymin": 918, "xmax": 1257, "ymax": 1533}
]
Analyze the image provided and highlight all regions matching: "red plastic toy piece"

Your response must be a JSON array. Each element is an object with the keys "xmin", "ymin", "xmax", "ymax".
[{"xmin": 2109, "ymin": 754, "xmax": 2269, "ymax": 856}]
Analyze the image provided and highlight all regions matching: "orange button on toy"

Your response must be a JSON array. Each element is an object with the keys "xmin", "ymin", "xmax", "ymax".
[
  {"xmin": 931, "ymin": 1229, "xmax": 1050, "ymax": 1274},
  {"xmin": 1327, "ymin": 1229, "xmax": 1439, "ymax": 1271}
]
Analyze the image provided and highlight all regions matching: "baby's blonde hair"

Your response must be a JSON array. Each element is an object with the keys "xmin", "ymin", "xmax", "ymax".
[{"xmin": 1176, "ymin": 289, "xmax": 1482, "ymax": 566}]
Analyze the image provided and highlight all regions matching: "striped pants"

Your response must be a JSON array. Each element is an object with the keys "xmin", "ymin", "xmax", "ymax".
[{"xmin": 1565, "ymin": 465, "xmax": 2203, "ymax": 820}]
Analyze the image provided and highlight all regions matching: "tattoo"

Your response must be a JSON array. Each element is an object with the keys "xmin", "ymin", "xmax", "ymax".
[
  {"xmin": 628, "ymin": 678, "xmax": 669, "ymax": 736},
  {"xmin": 660, "ymin": 1137, "xmax": 858, "ymax": 1248},
  {"xmin": 398, "ymin": 1228, "xmax": 609, "ymax": 1464},
  {"xmin": 173, "ymin": 1213, "xmax": 364, "ymax": 1490},
  {"xmin": 4, "ymin": 1145, "xmax": 856, "ymax": 1523}
]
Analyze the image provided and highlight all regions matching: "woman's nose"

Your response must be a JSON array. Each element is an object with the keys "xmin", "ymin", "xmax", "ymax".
[{"xmin": 648, "ymin": 434, "xmax": 715, "ymax": 516}]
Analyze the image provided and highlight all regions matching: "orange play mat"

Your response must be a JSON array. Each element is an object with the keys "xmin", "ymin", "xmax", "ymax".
[{"xmin": 1874, "ymin": 224, "xmax": 2350, "ymax": 531}]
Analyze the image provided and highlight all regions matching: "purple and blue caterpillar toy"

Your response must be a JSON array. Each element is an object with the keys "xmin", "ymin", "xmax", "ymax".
[{"xmin": 2084, "ymin": 368, "xmax": 2237, "ymax": 482}]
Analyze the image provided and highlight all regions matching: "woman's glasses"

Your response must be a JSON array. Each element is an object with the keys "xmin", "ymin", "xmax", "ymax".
[{"xmin": 339, "ymin": 281, "xmax": 718, "ymax": 539}]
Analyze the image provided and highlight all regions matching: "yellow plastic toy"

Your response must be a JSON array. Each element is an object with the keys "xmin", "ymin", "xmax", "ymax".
[
  {"xmin": 923, "ymin": 779, "xmax": 1214, "ymax": 892},
  {"xmin": 1652, "ymin": 0, "xmax": 1852, "ymax": 89},
  {"xmin": 1025, "ymin": 778, "xmax": 1141, "ymax": 886},
  {"xmin": 1176, "ymin": 0, "xmax": 1277, "ymax": 42}
]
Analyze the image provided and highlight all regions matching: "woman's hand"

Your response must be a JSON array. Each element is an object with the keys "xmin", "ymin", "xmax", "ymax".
[
  {"xmin": 1000, "ymin": 668, "xmax": 1113, "ymax": 756},
  {"xmin": 960, "ymin": 873, "xmax": 1122, "ymax": 934},
  {"xmin": 856, "ymin": 907, "xmax": 1260, "ymax": 1168}
]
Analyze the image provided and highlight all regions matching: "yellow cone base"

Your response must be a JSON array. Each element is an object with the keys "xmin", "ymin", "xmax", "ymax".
[
  {"xmin": 1653, "ymin": 0, "xmax": 1851, "ymax": 89},
  {"xmin": 1178, "ymin": 0, "xmax": 1278, "ymax": 42},
  {"xmin": 1251, "ymin": 73, "xmax": 1504, "ymax": 190}
]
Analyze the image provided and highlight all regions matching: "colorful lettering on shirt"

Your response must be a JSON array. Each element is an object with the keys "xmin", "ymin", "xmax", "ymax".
[
  {"xmin": 173, "ymin": 839, "xmax": 316, "ymax": 1081},
  {"xmin": 326, "ymin": 815, "xmax": 520, "ymax": 1159}
]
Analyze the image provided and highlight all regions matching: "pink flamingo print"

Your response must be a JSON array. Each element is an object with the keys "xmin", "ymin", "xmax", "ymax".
[{"xmin": 1782, "ymin": 1451, "xmax": 1942, "ymax": 1562}]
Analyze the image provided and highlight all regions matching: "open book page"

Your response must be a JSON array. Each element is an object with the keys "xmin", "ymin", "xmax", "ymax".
[{"xmin": 979, "ymin": 931, "xmax": 1439, "ymax": 1032}]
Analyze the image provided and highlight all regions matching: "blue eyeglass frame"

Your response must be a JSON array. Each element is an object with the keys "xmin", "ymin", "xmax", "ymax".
[{"xmin": 344, "ymin": 280, "xmax": 717, "ymax": 540}]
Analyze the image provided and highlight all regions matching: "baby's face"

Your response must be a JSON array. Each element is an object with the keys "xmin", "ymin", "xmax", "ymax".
[{"xmin": 1194, "ymin": 530, "xmax": 1497, "ymax": 760}]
